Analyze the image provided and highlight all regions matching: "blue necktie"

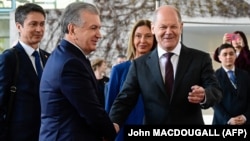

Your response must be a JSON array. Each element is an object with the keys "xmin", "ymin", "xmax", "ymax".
[
  {"xmin": 32, "ymin": 51, "xmax": 43, "ymax": 80},
  {"xmin": 164, "ymin": 53, "xmax": 174, "ymax": 95},
  {"xmin": 228, "ymin": 70, "xmax": 237, "ymax": 86}
]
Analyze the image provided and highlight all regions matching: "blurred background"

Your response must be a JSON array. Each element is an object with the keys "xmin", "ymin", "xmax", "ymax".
[{"xmin": 1, "ymin": 0, "xmax": 250, "ymax": 124}]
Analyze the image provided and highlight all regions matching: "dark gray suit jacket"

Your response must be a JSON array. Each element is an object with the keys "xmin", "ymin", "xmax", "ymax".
[
  {"xmin": 0, "ymin": 42, "xmax": 50, "ymax": 141},
  {"xmin": 110, "ymin": 44, "xmax": 222, "ymax": 125}
]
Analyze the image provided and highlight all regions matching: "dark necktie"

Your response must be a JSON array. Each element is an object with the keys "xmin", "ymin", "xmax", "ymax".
[
  {"xmin": 164, "ymin": 53, "xmax": 174, "ymax": 95},
  {"xmin": 32, "ymin": 51, "xmax": 43, "ymax": 80},
  {"xmin": 228, "ymin": 70, "xmax": 237, "ymax": 87}
]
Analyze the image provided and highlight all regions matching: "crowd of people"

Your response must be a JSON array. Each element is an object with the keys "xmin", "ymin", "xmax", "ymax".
[{"xmin": 0, "ymin": 1, "xmax": 249, "ymax": 141}]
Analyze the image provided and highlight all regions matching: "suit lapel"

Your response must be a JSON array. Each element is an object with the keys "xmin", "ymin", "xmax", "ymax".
[
  {"xmin": 146, "ymin": 49, "xmax": 169, "ymax": 99},
  {"xmin": 39, "ymin": 50, "xmax": 49, "ymax": 67},
  {"xmin": 173, "ymin": 46, "xmax": 192, "ymax": 98},
  {"xmin": 15, "ymin": 44, "xmax": 39, "ymax": 79},
  {"xmin": 218, "ymin": 67, "xmax": 237, "ymax": 94},
  {"xmin": 234, "ymin": 68, "xmax": 240, "ymax": 94}
]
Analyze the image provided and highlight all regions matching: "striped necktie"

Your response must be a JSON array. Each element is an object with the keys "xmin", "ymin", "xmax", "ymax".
[{"xmin": 228, "ymin": 70, "xmax": 237, "ymax": 87}]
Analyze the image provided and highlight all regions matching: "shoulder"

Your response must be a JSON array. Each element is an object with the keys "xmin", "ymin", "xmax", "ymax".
[
  {"xmin": 181, "ymin": 45, "xmax": 211, "ymax": 61},
  {"xmin": 134, "ymin": 50, "xmax": 155, "ymax": 63},
  {"xmin": 183, "ymin": 45, "xmax": 209, "ymax": 55},
  {"xmin": 103, "ymin": 76, "xmax": 109, "ymax": 82},
  {"xmin": 40, "ymin": 49, "xmax": 51, "ymax": 56},
  {"xmin": 236, "ymin": 68, "xmax": 249, "ymax": 75},
  {"xmin": 112, "ymin": 61, "xmax": 131, "ymax": 71},
  {"xmin": 215, "ymin": 67, "xmax": 224, "ymax": 75},
  {"xmin": 0, "ymin": 48, "xmax": 16, "ymax": 60}
]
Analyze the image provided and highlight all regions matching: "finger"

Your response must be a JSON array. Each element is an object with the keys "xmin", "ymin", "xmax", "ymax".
[{"xmin": 191, "ymin": 85, "xmax": 200, "ymax": 90}]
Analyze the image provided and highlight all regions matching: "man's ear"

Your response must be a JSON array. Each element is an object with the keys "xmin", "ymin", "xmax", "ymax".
[
  {"xmin": 16, "ymin": 22, "xmax": 22, "ymax": 32},
  {"xmin": 68, "ymin": 23, "xmax": 75, "ymax": 36}
]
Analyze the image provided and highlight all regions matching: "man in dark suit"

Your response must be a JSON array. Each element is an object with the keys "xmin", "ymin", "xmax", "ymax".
[
  {"xmin": 0, "ymin": 3, "xmax": 50, "ymax": 141},
  {"xmin": 109, "ymin": 5, "xmax": 222, "ymax": 125},
  {"xmin": 39, "ymin": 2, "xmax": 118, "ymax": 141},
  {"xmin": 212, "ymin": 43, "xmax": 250, "ymax": 125}
]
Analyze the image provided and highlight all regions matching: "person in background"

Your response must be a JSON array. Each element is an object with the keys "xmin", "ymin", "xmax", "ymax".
[
  {"xmin": 105, "ymin": 54, "xmax": 127, "ymax": 98},
  {"xmin": 39, "ymin": 2, "xmax": 118, "ymax": 141},
  {"xmin": 213, "ymin": 31, "xmax": 250, "ymax": 74},
  {"xmin": 109, "ymin": 5, "xmax": 222, "ymax": 126},
  {"xmin": 0, "ymin": 3, "xmax": 50, "ymax": 141},
  {"xmin": 212, "ymin": 43, "xmax": 250, "ymax": 125},
  {"xmin": 114, "ymin": 54, "xmax": 127, "ymax": 66},
  {"xmin": 105, "ymin": 19, "xmax": 156, "ymax": 141},
  {"xmin": 91, "ymin": 58, "xmax": 109, "ymax": 106},
  {"xmin": 105, "ymin": 54, "xmax": 126, "ymax": 98}
]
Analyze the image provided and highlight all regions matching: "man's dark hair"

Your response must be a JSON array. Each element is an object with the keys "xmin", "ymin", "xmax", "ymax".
[
  {"xmin": 218, "ymin": 43, "xmax": 236, "ymax": 55},
  {"xmin": 117, "ymin": 54, "xmax": 126, "ymax": 58},
  {"xmin": 15, "ymin": 3, "xmax": 46, "ymax": 26}
]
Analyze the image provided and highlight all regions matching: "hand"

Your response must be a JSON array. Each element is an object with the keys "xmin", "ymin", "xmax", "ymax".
[
  {"xmin": 113, "ymin": 123, "xmax": 120, "ymax": 133},
  {"xmin": 188, "ymin": 85, "xmax": 205, "ymax": 104},
  {"xmin": 102, "ymin": 123, "xmax": 120, "ymax": 141},
  {"xmin": 223, "ymin": 33, "xmax": 232, "ymax": 44},
  {"xmin": 228, "ymin": 115, "xmax": 246, "ymax": 125}
]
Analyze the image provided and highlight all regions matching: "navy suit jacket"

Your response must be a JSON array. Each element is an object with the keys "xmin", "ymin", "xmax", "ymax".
[
  {"xmin": 213, "ymin": 67, "xmax": 250, "ymax": 125},
  {"xmin": 39, "ymin": 39, "xmax": 116, "ymax": 141},
  {"xmin": 0, "ymin": 42, "xmax": 50, "ymax": 141},
  {"xmin": 110, "ymin": 44, "xmax": 222, "ymax": 125}
]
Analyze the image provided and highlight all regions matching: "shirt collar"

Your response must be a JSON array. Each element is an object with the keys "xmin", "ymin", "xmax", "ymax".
[
  {"xmin": 157, "ymin": 42, "xmax": 181, "ymax": 58},
  {"xmin": 64, "ymin": 39, "xmax": 88, "ymax": 58},
  {"xmin": 222, "ymin": 66, "xmax": 235, "ymax": 72},
  {"xmin": 19, "ymin": 40, "xmax": 40, "ymax": 56}
]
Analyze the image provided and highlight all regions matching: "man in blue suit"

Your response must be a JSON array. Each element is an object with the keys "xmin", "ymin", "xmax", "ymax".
[
  {"xmin": 0, "ymin": 3, "xmax": 50, "ymax": 141},
  {"xmin": 109, "ymin": 5, "xmax": 222, "ymax": 126},
  {"xmin": 213, "ymin": 43, "xmax": 250, "ymax": 125},
  {"xmin": 39, "ymin": 2, "xmax": 118, "ymax": 141}
]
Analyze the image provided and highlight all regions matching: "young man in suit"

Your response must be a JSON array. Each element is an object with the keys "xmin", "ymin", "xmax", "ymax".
[
  {"xmin": 109, "ymin": 5, "xmax": 222, "ymax": 126},
  {"xmin": 0, "ymin": 3, "xmax": 50, "ymax": 141},
  {"xmin": 212, "ymin": 43, "xmax": 250, "ymax": 125},
  {"xmin": 39, "ymin": 2, "xmax": 118, "ymax": 141}
]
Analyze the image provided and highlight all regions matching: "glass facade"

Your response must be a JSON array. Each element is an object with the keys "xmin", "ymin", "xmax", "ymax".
[{"xmin": 0, "ymin": 13, "xmax": 10, "ymax": 52}]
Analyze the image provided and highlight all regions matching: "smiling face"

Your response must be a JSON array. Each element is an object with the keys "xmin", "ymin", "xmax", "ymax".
[
  {"xmin": 133, "ymin": 25, "xmax": 154, "ymax": 57},
  {"xmin": 16, "ymin": 12, "xmax": 45, "ymax": 49},
  {"xmin": 151, "ymin": 6, "xmax": 183, "ymax": 51},
  {"xmin": 72, "ymin": 11, "xmax": 102, "ymax": 55}
]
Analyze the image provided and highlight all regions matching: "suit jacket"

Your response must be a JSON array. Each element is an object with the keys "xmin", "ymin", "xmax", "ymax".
[
  {"xmin": 39, "ymin": 39, "xmax": 116, "ymax": 141},
  {"xmin": 105, "ymin": 61, "xmax": 144, "ymax": 141},
  {"xmin": 110, "ymin": 44, "xmax": 222, "ymax": 125},
  {"xmin": 212, "ymin": 67, "xmax": 250, "ymax": 125},
  {"xmin": 0, "ymin": 42, "xmax": 50, "ymax": 141}
]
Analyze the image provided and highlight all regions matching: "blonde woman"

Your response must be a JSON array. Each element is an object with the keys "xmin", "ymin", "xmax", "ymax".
[{"xmin": 105, "ymin": 19, "xmax": 156, "ymax": 141}]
